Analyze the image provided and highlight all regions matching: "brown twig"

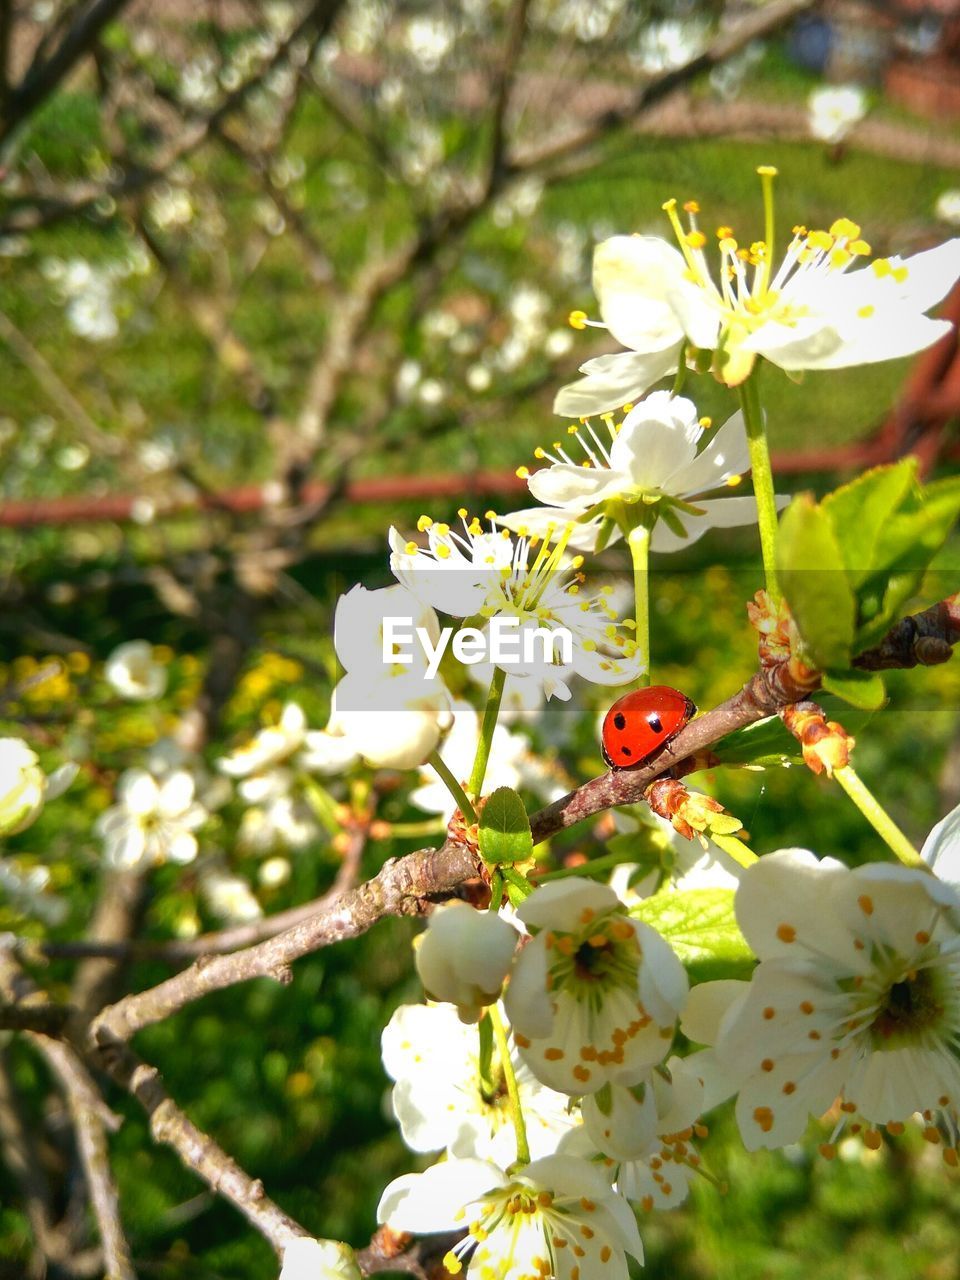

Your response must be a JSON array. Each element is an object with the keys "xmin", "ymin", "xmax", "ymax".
[{"xmin": 86, "ymin": 594, "xmax": 960, "ymax": 1044}]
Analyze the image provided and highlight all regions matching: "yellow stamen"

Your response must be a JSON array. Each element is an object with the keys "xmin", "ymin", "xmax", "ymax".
[{"xmin": 568, "ymin": 309, "xmax": 588, "ymax": 329}]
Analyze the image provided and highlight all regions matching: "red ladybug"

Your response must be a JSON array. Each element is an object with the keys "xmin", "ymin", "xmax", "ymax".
[{"xmin": 601, "ymin": 686, "xmax": 696, "ymax": 770}]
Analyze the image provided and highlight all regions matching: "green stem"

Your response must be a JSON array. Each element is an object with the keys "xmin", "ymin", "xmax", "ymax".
[
  {"xmin": 834, "ymin": 765, "xmax": 923, "ymax": 868},
  {"xmin": 488, "ymin": 869, "xmax": 504, "ymax": 911},
  {"xmin": 627, "ymin": 523, "xmax": 651, "ymax": 686},
  {"xmin": 487, "ymin": 1004, "xmax": 530, "ymax": 1167},
  {"xmin": 468, "ymin": 666, "xmax": 506, "ymax": 799},
  {"xmin": 427, "ymin": 750, "xmax": 478, "ymax": 825},
  {"xmin": 738, "ymin": 373, "xmax": 780, "ymax": 604}
]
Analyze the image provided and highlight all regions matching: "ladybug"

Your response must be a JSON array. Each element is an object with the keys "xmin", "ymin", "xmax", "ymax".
[{"xmin": 601, "ymin": 686, "xmax": 696, "ymax": 770}]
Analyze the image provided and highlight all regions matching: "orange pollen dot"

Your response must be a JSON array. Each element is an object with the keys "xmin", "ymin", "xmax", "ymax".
[
  {"xmin": 862, "ymin": 1128, "xmax": 883, "ymax": 1150},
  {"xmin": 783, "ymin": 1081, "xmax": 797, "ymax": 1096},
  {"xmin": 800, "ymin": 1001, "xmax": 815, "ymax": 1015},
  {"xmin": 916, "ymin": 931, "xmax": 931, "ymax": 944},
  {"xmin": 762, "ymin": 1007, "xmax": 776, "ymax": 1020},
  {"xmin": 641, "ymin": 1195, "xmax": 654, "ymax": 1211},
  {"xmin": 573, "ymin": 1065, "xmax": 591, "ymax": 1083},
  {"xmin": 831, "ymin": 1047, "xmax": 841, "ymax": 1058},
  {"xmin": 809, "ymin": 1030, "xmax": 822, "ymax": 1041},
  {"xmin": 515, "ymin": 1033, "xmax": 531, "ymax": 1048},
  {"xmin": 573, "ymin": 1245, "xmax": 585, "ymax": 1258},
  {"xmin": 945, "ymin": 1148, "xmax": 960, "ymax": 1168},
  {"xmin": 858, "ymin": 894, "xmax": 874, "ymax": 916},
  {"xmin": 555, "ymin": 937, "xmax": 576, "ymax": 956},
  {"xmin": 580, "ymin": 1226, "xmax": 595, "ymax": 1240},
  {"xmin": 841, "ymin": 1101, "xmax": 857, "ymax": 1113},
  {"xmin": 571, "ymin": 1267, "xmax": 580, "ymax": 1280},
  {"xmin": 761, "ymin": 1058, "xmax": 775, "ymax": 1073},
  {"xmin": 580, "ymin": 1045, "xmax": 597, "ymax": 1060},
  {"xmin": 661, "ymin": 1183, "xmax": 673, "ymax": 1196},
  {"xmin": 753, "ymin": 1107, "xmax": 775, "ymax": 1134},
  {"xmin": 580, "ymin": 1198, "xmax": 596, "ymax": 1212},
  {"xmin": 776, "ymin": 923, "xmax": 797, "ymax": 943},
  {"xmin": 538, "ymin": 1192, "xmax": 553, "ymax": 1207},
  {"xmin": 611, "ymin": 920, "xmax": 634, "ymax": 941},
  {"xmin": 553, "ymin": 1238, "xmax": 567, "ymax": 1249},
  {"xmin": 887, "ymin": 1121, "xmax": 905, "ymax": 1136},
  {"xmin": 544, "ymin": 1048, "xmax": 565, "ymax": 1061},
  {"xmin": 819, "ymin": 1143, "xmax": 837, "ymax": 1160},
  {"xmin": 600, "ymin": 1246, "xmax": 612, "ymax": 1263},
  {"xmin": 854, "ymin": 939, "xmax": 865, "ymax": 950},
  {"xmin": 924, "ymin": 1126, "xmax": 942, "ymax": 1144},
  {"xmin": 587, "ymin": 933, "xmax": 608, "ymax": 949},
  {"xmin": 940, "ymin": 1095, "xmax": 951, "ymax": 1107},
  {"xmin": 580, "ymin": 907, "xmax": 596, "ymax": 924}
]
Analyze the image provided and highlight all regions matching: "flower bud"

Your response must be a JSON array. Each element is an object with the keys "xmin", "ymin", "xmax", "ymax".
[
  {"xmin": 0, "ymin": 739, "xmax": 47, "ymax": 836},
  {"xmin": 279, "ymin": 1237, "xmax": 362, "ymax": 1280},
  {"xmin": 415, "ymin": 901, "xmax": 519, "ymax": 1023}
]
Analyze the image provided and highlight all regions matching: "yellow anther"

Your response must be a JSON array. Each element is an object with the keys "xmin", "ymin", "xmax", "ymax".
[
  {"xmin": 416, "ymin": 514, "xmax": 433, "ymax": 532},
  {"xmin": 662, "ymin": 197, "xmax": 678, "ymax": 213},
  {"xmin": 849, "ymin": 238, "xmax": 871, "ymax": 256},
  {"xmin": 404, "ymin": 540, "xmax": 419, "ymax": 554},
  {"xmin": 685, "ymin": 230, "xmax": 707, "ymax": 249},
  {"xmin": 872, "ymin": 257, "xmax": 891, "ymax": 277},
  {"xmin": 716, "ymin": 225, "xmax": 733, "ymax": 239},
  {"xmin": 757, "ymin": 164, "xmax": 778, "ymax": 177},
  {"xmin": 857, "ymin": 305, "xmax": 875, "ymax": 319},
  {"xmin": 567, "ymin": 424, "xmax": 579, "ymax": 434},
  {"xmin": 457, "ymin": 507, "xmax": 468, "ymax": 519},
  {"xmin": 444, "ymin": 1252, "xmax": 463, "ymax": 1275},
  {"xmin": 568, "ymin": 309, "xmax": 588, "ymax": 330},
  {"xmin": 534, "ymin": 447, "xmax": 546, "ymax": 459},
  {"xmin": 807, "ymin": 229, "xmax": 833, "ymax": 252},
  {"xmin": 893, "ymin": 265, "xmax": 909, "ymax": 283},
  {"xmin": 699, "ymin": 416, "xmax": 712, "ymax": 429},
  {"xmin": 436, "ymin": 544, "xmax": 452, "ymax": 559},
  {"xmin": 683, "ymin": 200, "xmax": 700, "ymax": 214},
  {"xmin": 434, "ymin": 522, "xmax": 450, "ymax": 536},
  {"xmin": 829, "ymin": 247, "xmax": 851, "ymax": 269},
  {"xmin": 726, "ymin": 474, "xmax": 742, "ymax": 487},
  {"xmin": 622, "ymin": 402, "xmax": 634, "ymax": 412},
  {"xmin": 516, "ymin": 466, "xmax": 530, "ymax": 479},
  {"xmin": 484, "ymin": 509, "xmax": 497, "ymax": 520},
  {"xmin": 792, "ymin": 224, "xmax": 807, "ymax": 235},
  {"xmin": 830, "ymin": 217, "xmax": 861, "ymax": 240}
]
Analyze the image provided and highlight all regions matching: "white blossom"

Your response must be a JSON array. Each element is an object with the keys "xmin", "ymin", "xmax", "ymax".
[
  {"xmin": 504, "ymin": 880, "xmax": 688, "ymax": 1095},
  {"xmin": 199, "ymin": 864, "xmax": 262, "ymax": 924},
  {"xmin": 502, "ymin": 391, "xmax": 777, "ymax": 554},
  {"xmin": 555, "ymin": 170, "xmax": 960, "ymax": 413},
  {"xmin": 703, "ymin": 848, "xmax": 960, "ymax": 1152},
  {"xmin": 378, "ymin": 1154, "xmax": 643, "ymax": 1280},
  {"xmin": 382, "ymin": 1002, "xmax": 578, "ymax": 1162},
  {"xmin": 936, "ymin": 190, "xmax": 960, "ymax": 227},
  {"xmin": 104, "ymin": 640, "xmax": 168, "ymax": 701},
  {"xmin": 808, "ymin": 84, "xmax": 868, "ymax": 145},
  {"xmin": 389, "ymin": 514, "xmax": 643, "ymax": 700},
  {"xmin": 95, "ymin": 770, "xmax": 207, "ymax": 870}
]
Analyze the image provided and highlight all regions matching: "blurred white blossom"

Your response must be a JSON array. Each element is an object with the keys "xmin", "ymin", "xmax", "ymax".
[
  {"xmin": 808, "ymin": 84, "xmax": 868, "ymax": 144},
  {"xmin": 95, "ymin": 770, "xmax": 207, "ymax": 870},
  {"xmin": 105, "ymin": 640, "xmax": 168, "ymax": 701}
]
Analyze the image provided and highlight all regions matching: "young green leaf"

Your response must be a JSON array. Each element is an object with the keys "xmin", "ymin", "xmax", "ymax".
[
  {"xmin": 632, "ymin": 888, "xmax": 755, "ymax": 982},
  {"xmin": 821, "ymin": 459, "xmax": 917, "ymax": 588},
  {"xmin": 821, "ymin": 668, "xmax": 887, "ymax": 711},
  {"xmin": 478, "ymin": 786, "xmax": 533, "ymax": 865},
  {"xmin": 777, "ymin": 494, "xmax": 856, "ymax": 670}
]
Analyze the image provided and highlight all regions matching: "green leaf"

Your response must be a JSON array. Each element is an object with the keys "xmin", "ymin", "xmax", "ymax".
[
  {"xmin": 821, "ymin": 459, "xmax": 917, "ymax": 588},
  {"xmin": 710, "ymin": 717, "xmax": 801, "ymax": 767},
  {"xmin": 632, "ymin": 888, "xmax": 755, "ymax": 982},
  {"xmin": 478, "ymin": 787, "xmax": 533, "ymax": 865},
  {"xmin": 821, "ymin": 668, "xmax": 887, "ymax": 711},
  {"xmin": 777, "ymin": 494, "xmax": 856, "ymax": 670},
  {"xmin": 854, "ymin": 477, "xmax": 960, "ymax": 650}
]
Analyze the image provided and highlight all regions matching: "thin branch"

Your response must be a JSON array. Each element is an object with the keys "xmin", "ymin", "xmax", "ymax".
[
  {"xmin": 36, "ymin": 1039, "xmax": 135, "ymax": 1280},
  {"xmin": 508, "ymin": 0, "xmax": 817, "ymax": 175},
  {"xmin": 0, "ymin": 1043, "xmax": 59, "ymax": 1279},
  {"xmin": 85, "ymin": 593, "xmax": 960, "ymax": 1043},
  {"xmin": 0, "ymin": 998, "xmax": 74, "ymax": 1036},
  {"xmin": 486, "ymin": 0, "xmax": 531, "ymax": 193},
  {"xmin": 1, "ymin": 0, "xmax": 133, "ymax": 147}
]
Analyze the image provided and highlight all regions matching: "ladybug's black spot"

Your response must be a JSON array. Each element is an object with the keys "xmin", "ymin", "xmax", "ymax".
[
  {"xmin": 620, "ymin": 745, "xmax": 632, "ymax": 757},
  {"xmin": 613, "ymin": 712, "xmax": 627, "ymax": 730},
  {"xmin": 646, "ymin": 713, "xmax": 663, "ymax": 733}
]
